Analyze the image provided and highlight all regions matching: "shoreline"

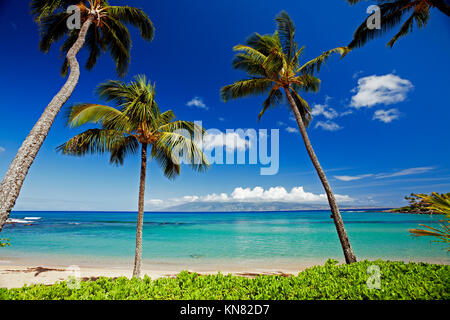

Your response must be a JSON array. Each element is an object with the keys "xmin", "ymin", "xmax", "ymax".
[
  {"xmin": 0, "ymin": 260, "xmax": 310, "ymax": 290},
  {"xmin": 1, "ymin": 256, "xmax": 448, "ymax": 289}
]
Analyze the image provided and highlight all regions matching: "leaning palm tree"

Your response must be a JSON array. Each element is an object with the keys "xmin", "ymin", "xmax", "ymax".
[
  {"xmin": 57, "ymin": 75, "xmax": 209, "ymax": 277},
  {"xmin": 346, "ymin": 0, "xmax": 450, "ymax": 49},
  {"xmin": 221, "ymin": 11, "xmax": 357, "ymax": 263},
  {"xmin": 0, "ymin": 0, "xmax": 155, "ymax": 231}
]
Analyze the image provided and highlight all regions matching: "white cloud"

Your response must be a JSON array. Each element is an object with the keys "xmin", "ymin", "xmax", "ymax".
[
  {"xmin": 146, "ymin": 199, "xmax": 164, "ymax": 206},
  {"xmin": 335, "ymin": 174, "xmax": 374, "ymax": 182},
  {"xmin": 202, "ymin": 193, "xmax": 229, "ymax": 202},
  {"xmin": 278, "ymin": 121, "xmax": 299, "ymax": 134},
  {"xmin": 187, "ymin": 97, "xmax": 208, "ymax": 110},
  {"xmin": 353, "ymin": 70, "xmax": 364, "ymax": 79},
  {"xmin": 285, "ymin": 127, "xmax": 299, "ymax": 134},
  {"xmin": 148, "ymin": 186, "xmax": 353, "ymax": 208},
  {"xmin": 203, "ymin": 132, "xmax": 250, "ymax": 152},
  {"xmin": 309, "ymin": 97, "xmax": 351, "ymax": 129},
  {"xmin": 0, "ymin": 146, "xmax": 5, "ymax": 153},
  {"xmin": 340, "ymin": 110, "xmax": 353, "ymax": 116},
  {"xmin": 376, "ymin": 167, "xmax": 434, "ymax": 179},
  {"xmin": 373, "ymin": 108, "xmax": 401, "ymax": 123},
  {"xmin": 315, "ymin": 121, "xmax": 342, "ymax": 131},
  {"xmin": 231, "ymin": 186, "xmax": 353, "ymax": 203},
  {"xmin": 334, "ymin": 167, "xmax": 435, "ymax": 182},
  {"xmin": 311, "ymin": 101, "xmax": 339, "ymax": 120},
  {"xmin": 229, "ymin": 186, "xmax": 350, "ymax": 202},
  {"xmin": 218, "ymin": 117, "xmax": 225, "ymax": 122},
  {"xmin": 350, "ymin": 74, "xmax": 413, "ymax": 108}
]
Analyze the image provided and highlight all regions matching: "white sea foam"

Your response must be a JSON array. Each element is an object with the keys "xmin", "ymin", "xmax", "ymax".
[
  {"xmin": 6, "ymin": 219, "xmax": 32, "ymax": 224},
  {"xmin": 24, "ymin": 217, "xmax": 41, "ymax": 220}
]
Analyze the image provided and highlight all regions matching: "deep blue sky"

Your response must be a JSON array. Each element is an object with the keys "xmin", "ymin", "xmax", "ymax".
[{"xmin": 0, "ymin": 0, "xmax": 449, "ymax": 211}]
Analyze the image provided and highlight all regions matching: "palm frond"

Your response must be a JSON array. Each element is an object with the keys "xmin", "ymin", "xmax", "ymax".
[
  {"xmin": 345, "ymin": 0, "xmax": 368, "ymax": 4},
  {"xmin": 109, "ymin": 135, "xmax": 140, "ymax": 165},
  {"xmin": 245, "ymin": 32, "xmax": 282, "ymax": 56},
  {"xmin": 409, "ymin": 192, "xmax": 450, "ymax": 249},
  {"xmin": 66, "ymin": 103, "xmax": 123, "ymax": 128},
  {"xmin": 30, "ymin": 0, "xmax": 79, "ymax": 22},
  {"xmin": 96, "ymin": 80, "xmax": 132, "ymax": 106},
  {"xmin": 348, "ymin": 0, "xmax": 413, "ymax": 49},
  {"xmin": 258, "ymin": 87, "xmax": 283, "ymax": 120},
  {"xmin": 275, "ymin": 11, "xmax": 297, "ymax": 63},
  {"xmin": 289, "ymin": 46, "xmax": 305, "ymax": 70},
  {"xmin": 430, "ymin": 0, "xmax": 450, "ymax": 16},
  {"xmin": 221, "ymin": 78, "xmax": 273, "ymax": 102},
  {"xmin": 297, "ymin": 47, "xmax": 350, "ymax": 75},
  {"xmin": 156, "ymin": 132, "xmax": 210, "ymax": 176},
  {"xmin": 85, "ymin": 24, "xmax": 105, "ymax": 71},
  {"xmin": 417, "ymin": 193, "xmax": 450, "ymax": 215},
  {"xmin": 57, "ymin": 128, "xmax": 127, "ymax": 157},
  {"xmin": 107, "ymin": 6, "xmax": 155, "ymax": 41},
  {"xmin": 386, "ymin": 5, "xmax": 430, "ymax": 47},
  {"xmin": 232, "ymin": 53, "xmax": 267, "ymax": 77},
  {"xmin": 155, "ymin": 110, "xmax": 176, "ymax": 128},
  {"xmin": 32, "ymin": 1, "xmax": 154, "ymax": 78},
  {"xmin": 101, "ymin": 16, "xmax": 131, "ymax": 77},
  {"xmin": 59, "ymin": 30, "xmax": 78, "ymax": 76},
  {"xmin": 158, "ymin": 120, "xmax": 206, "ymax": 137},
  {"xmin": 292, "ymin": 75, "xmax": 321, "ymax": 93},
  {"xmin": 233, "ymin": 44, "xmax": 267, "ymax": 65},
  {"xmin": 291, "ymin": 90, "xmax": 312, "ymax": 127},
  {"xmin": 38, "ymin": 11, "xmax": 72, "ymax": 53},
  {"xmin": 262, "ymin": 48, "xmax": 285, "ymax": 76}
]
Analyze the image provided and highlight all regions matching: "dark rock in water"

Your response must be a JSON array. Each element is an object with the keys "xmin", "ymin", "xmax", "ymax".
[{"xmin": 190, "ymin": 254, "xmax": 203, "ymax": 259}]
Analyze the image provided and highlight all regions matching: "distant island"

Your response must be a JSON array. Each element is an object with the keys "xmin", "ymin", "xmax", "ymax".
[{"xmin": 152, "ymin": 201, "xmax": 389, "ymax": 213}]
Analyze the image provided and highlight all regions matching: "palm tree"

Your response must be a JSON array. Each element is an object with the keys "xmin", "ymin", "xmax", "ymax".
[
  {"xmin": 0, "ymin": 0, "xmax": 155, "ymax": 231},
  {"xmin": 57, "ymin": 75, "xmax": 209, "ymax": 277},
  {"xmin": 220, "ymin": 11, "xmax": 357, "ymax": 263},
  {"xmin": 346, "ymin": 0, "xmax": 450, "ymax": 49}
]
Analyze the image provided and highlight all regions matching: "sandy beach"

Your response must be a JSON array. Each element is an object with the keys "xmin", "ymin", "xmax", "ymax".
[{"xmin": 0, "ymin": 257, "xmax": 315, "ymax": 289}]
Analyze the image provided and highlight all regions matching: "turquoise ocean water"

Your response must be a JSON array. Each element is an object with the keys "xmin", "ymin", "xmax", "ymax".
[{"xmin": 1, "ymin": 210, "xmax": 448, "ymax": 267}]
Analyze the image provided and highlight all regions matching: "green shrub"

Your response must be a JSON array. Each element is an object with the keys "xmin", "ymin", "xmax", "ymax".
[{"xmin": 0, "ymin": 260, "xmax": 448, "ymax": 300}]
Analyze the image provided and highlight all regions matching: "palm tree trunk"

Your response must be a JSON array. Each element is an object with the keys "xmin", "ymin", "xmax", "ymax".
[
  {"xmin": 0, "ymin": 16, "xmax": 94, "ymax": 231},
  {"xmin": 284, "ymin": 88, "xmax": 357, "ymax": 264},
  {"xmin": 133, "ymin": 143, "xmax": 148, "ymax": 278}
]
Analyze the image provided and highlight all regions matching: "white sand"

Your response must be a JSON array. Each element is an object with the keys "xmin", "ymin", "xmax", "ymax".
[{"xmin": 0, "ymin": 259, "xmax": 313, "ymax": 289}]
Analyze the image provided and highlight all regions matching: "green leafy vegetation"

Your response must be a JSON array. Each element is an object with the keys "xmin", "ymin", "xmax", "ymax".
[{"xmin": 1, "ymin": 260, "xmax": 448, "ymax": 300}]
